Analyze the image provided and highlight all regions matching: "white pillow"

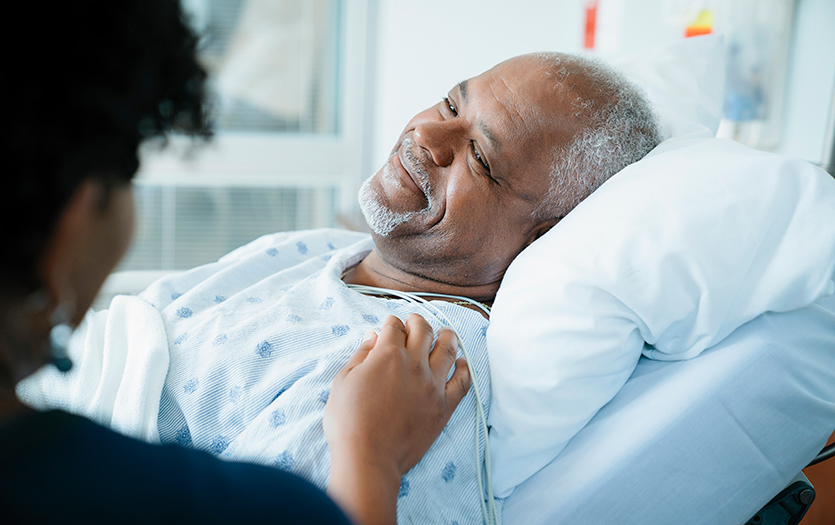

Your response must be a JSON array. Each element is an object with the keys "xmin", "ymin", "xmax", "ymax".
[{"xmin": 486, "ymin": 37, "xmax": 835, "ymax": 499}]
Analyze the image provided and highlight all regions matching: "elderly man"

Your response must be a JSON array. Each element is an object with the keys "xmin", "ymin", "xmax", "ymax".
[
  {"xmin": 350, "ymin": 52, "xmax": 659, "ymax": 303},
  {"xmin": 19, "ymin": 52, "xmax": 660, "ymax": 524}
]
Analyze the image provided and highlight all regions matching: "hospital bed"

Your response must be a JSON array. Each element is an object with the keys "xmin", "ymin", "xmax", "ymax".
[
  {"xmin": 481, "ymin": 35, "xmax": 835, "ymax": 525},
  {"xmin": 90, "ymin": 36, "xmax": 835, "ymax": 524},
  {"xmin": 502, "ymin": 296, "xmax": 835, "ymax": 524},
  {"xmin": 484, "ymin": 132, "xmax": 835, "ymax": 524},
  {"xmin": 95, "ymin": 269, "xmax": 835, "ymax": 525}
]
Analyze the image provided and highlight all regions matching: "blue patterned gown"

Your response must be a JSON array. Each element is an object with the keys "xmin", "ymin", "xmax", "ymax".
[{"xmin": 140, "ymin": 229, "xmax": 496, "ymax": 525}]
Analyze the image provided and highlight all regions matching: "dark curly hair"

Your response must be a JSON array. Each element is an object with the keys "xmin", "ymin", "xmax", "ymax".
[{"xmin": 2, "ymin": 0, "xmax": 211, "ymax": 294}]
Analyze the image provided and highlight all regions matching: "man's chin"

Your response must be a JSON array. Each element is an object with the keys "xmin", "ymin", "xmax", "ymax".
[
  {"xmin": 362, "ymin": 208, "xmax": 415, "ymax": 237},
  {"xmin": 358, "ymin": 180, "xmax": 415, "ymax": 237}
]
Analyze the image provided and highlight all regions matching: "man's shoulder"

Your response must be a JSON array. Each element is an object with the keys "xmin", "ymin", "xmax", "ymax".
[
  {"xmin": 140, "ymin": 228, "xmax": 372, "ymax": 311},
  {"xmin": 219, "ymin": 228, "xmax": 371, "ymax": 264}
]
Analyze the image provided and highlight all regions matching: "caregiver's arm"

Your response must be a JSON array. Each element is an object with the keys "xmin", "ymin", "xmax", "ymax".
[{"xmin": 324, "ymin": 314, "xmax": 471, "ymax": 525}]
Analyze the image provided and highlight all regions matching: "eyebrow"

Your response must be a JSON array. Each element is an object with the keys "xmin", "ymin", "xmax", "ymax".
[{"xmin": 456, "ymin": 80, "xmax": 502, "ymax": 157}]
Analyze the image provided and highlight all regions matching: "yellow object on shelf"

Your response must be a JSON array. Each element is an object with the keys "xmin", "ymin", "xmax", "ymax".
[{"xmin": 685, "ymin": 9, "xmax": 713, "ymax": 38}]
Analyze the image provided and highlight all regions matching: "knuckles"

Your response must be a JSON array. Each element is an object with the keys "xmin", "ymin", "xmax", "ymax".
[{"xmin": 405, "ymin": 313, "xmax": 433, "ymax": 338}]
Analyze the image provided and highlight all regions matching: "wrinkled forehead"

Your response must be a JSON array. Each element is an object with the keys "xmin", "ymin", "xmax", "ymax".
[
  {"xmin": 461, "ymin": 56, "xmax": 580, "ymax": 176},
  {"xmin": 470, "ymin": 60, "xmax": 549, "ymax": 130}
]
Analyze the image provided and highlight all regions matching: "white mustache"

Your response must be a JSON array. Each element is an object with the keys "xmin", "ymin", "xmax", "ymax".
[
  {"xmin": 357, "ymin": 137, "xmax": 436, "ymax": 237},
  {"xmin": 399, "ymin": 138, "xmax": 432, "ymax": 198}
]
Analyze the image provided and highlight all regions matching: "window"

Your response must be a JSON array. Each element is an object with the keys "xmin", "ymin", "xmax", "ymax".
[{"xmin": 120, "ymin": 0, "xmax": 373, "ymax": 272}]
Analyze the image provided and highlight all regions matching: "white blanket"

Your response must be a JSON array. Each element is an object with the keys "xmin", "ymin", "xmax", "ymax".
[
  {"xmin": 17, "ymin": 295, "xmax": 169, "ymax": 444},
  {"xmin": 18, "ymin": 229, "xmax": 494, "ymax": 525}
]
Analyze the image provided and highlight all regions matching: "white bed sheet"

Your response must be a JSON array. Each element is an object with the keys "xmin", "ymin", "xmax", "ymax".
[{"xmin": 502, "ymin": 295, "xmax": 835, "ymax": 525}]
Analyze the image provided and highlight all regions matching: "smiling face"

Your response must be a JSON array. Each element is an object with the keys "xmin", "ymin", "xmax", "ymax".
[{"xmin": 359, "ymin": 55, "xmax": 581, "ymax": 289}]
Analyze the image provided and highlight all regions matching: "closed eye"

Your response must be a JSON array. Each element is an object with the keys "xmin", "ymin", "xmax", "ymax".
[
  {"xmin": 471, "ymin": 141, "xmax": 489, "ymax": 170},
  {"xmin": 444, "ymin": 95, "xmax": 495, "ymax": 182},
  {"xmin": 471, "ymin": 141, "xmax": 497, "ymax": 183}
]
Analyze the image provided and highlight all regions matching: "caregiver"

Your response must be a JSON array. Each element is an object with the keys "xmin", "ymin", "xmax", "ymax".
[{"xmin": 0, "ymin": 2, "xmax": 469, "ymax": 524}]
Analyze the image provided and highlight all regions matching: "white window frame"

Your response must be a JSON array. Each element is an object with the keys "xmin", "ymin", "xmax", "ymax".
[{"xmin": 136, "ymin": 0, "xmax": 374, "ymax": 216}]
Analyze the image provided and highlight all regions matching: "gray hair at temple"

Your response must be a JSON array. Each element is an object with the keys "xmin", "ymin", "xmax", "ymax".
[{"xmin": 532, "ymin": 52, "xmax": 663, "ymax": 221}]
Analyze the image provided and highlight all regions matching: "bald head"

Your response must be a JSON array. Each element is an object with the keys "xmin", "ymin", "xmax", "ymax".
[{"xmin": 530, "ymin": 52, "xmax": 662, "ymax": 220}]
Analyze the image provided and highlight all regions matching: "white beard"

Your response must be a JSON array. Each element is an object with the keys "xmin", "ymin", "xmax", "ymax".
[
  {"xmin": 358, "ymin": 141, "xmax": 432, "ymax": 237},
  {"xmin": 358, "ymin": 172, "xmax": 418, "ymax": 237}
]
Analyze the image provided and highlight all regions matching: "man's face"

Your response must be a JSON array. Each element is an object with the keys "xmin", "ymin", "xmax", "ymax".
[{"xmin": 360, "ymin": 55, "xmax": 579, "ymax": 289}]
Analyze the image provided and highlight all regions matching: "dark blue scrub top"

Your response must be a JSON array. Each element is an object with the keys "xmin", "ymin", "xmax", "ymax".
[{"xmin": 0, "ymin": 410, "xmax": 353, "ymax": 523}]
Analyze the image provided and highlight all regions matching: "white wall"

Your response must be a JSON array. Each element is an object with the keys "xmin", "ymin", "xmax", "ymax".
[
  {"xmin": 775, "ymin": 0, "xmax": 835, "ymax": 163},
  {"xmin": 369, "ymin": 0, "xmax": 835, "ymax": 173},
  {"xmin": 371, "ymin": 0, "xmax": 584, "ymax": 169}
]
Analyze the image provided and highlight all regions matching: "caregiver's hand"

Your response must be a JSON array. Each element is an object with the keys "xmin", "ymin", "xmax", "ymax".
[{"xmin": 324, "ymin": 313, "xmax": 470, "ymax": 525}]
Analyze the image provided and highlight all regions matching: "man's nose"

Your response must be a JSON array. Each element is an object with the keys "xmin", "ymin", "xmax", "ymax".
[{"xmin": 412, "ymin": 120, "xmax": 459, "ymax": 167}]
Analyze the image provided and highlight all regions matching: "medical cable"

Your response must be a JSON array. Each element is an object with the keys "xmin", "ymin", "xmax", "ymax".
[
  {"xmin": 807, "ymin": 442, "xmax": 835, "ymax": 467},
  {"xmin": 347, "ymin": 284, "xmax": 499, "ymax": 525},
  {"xmin": 407, "ymin": 291, "xmax": 492, "ymax": 317}
]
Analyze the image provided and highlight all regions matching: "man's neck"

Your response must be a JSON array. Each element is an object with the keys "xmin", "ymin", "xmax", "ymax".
[{"xmin": 342, "ymin": 249, "xmax": 498, "ymax": 304}]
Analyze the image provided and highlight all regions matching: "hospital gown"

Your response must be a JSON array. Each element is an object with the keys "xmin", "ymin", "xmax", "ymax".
[{"xmin": 140, "ymin": 229, "xmax": 495, "ymax": 525}]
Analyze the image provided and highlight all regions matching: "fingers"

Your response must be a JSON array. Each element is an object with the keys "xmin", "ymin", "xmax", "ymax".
[
  {"xmin": 428, "ymin": 328, "xmax": 459, "ymax": 382},
  {"xmin": 375, "ymin": 314, "xmax": 433, "ymax": 357},
  {"xmin": 403, "ymin": 313, "xmax": 433, "ymax": 357},
  {"xmin": 445, "ymin": 357, "xmax": 471, "ymax": 409},
  {"xmin": 342, "ymin": 330, "xmax": 378, "ymax": 371},
  {"xmin": 361, "ymin": 315, "xmax": 472, "ymax": 408},
  {"xmin": 378, "ymin": 314, "xmax": 407, "ymax": 341},
  {"xmin": 429, "ymin": 330, "xmax": 471, "ymax": 412}
]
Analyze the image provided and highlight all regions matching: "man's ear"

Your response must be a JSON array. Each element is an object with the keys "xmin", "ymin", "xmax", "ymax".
[
  {"xmin": 37, "ymin": 180, "xmax": 104, "ymax": 308},
  {"xmin": 525, "ymin": 217, "xmax": 561, "ymax": 249}
]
